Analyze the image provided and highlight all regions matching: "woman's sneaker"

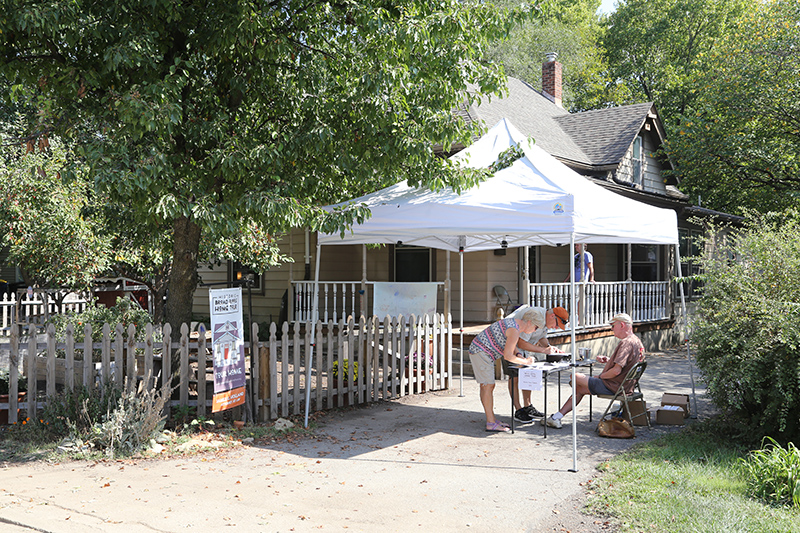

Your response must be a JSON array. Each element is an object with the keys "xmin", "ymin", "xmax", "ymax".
[
  {"xmin": 540, "ymin": 415, "xmax": 562, "ymax": 429},
  {"xmin": 514, "ymin": 408, "xmax": 534, "ymax": 424},
  {"xmin": 525, "ymin": 405, "xmax": 545, "ymax": 418}
]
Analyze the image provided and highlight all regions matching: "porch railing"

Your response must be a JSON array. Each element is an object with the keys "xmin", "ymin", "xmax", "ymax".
[
  {"xmin": 530, "ymin": 281, "xmax": 670, "ymax": 329},
  {"xmin": 291, "ymin": 281, "xmax": 446, "ymax": 324},
  {"xmin": 292, "ymin": 281, "xmax": 375, "ymax": 323}
]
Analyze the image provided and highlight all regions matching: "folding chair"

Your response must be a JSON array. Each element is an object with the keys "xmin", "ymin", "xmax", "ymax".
[
  {"xmin": 596, "ymin": 360, "xmax": 650, "ymax": 429},
  {"xmin": 493, "ymin": 285, "xmax": 514, "ymax": 316}
]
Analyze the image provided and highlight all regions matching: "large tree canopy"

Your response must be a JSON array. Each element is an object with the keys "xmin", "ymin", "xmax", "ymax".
[
  {"xmin": 666, "ymin": 0, "xmax": 800, "ymax": 214},
  {"xmin": 1, "ymin": 0, "xmax": 528, "ymax": 327},
  {"xmin": 487, "ymin": 0, "xmax": 623, "ymax": 112},
  {"xmin": 603, "ymin": 0, "xmax": 749, "ymax": 131}
]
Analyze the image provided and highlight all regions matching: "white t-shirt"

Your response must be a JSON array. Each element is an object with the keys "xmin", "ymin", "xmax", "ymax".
[{"xmin": 505, "ymin": 305, "xmax": 547, "ymax": 345}]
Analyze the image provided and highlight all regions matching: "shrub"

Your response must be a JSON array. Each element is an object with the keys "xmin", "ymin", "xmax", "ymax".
[
  {"xmin": 691, "ymin": 211, "xmax": 800, "ymax": 444},
  {"xmin": 48, "ymin": 296, "xmax": 154, "ymax": 343},
  {"xmin": 739, "ymin": 437, "xmax": 800, "ymax": 507},
  {"xmin": 41, "ymin": 384, "xmax": 122, "ymax": 437},
  {"xmin": 0, "ymin": 369, "xmax": 27, "ymax": 395},
  {"xmin": 86, "ymin": 386, "xmax": 168, "ymax": 458}
]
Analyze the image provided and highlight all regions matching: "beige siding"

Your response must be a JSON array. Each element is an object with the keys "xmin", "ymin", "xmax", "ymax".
[
  {"xmin": 642, "ymin": 133, "xmax": 666, "ymax": 194},
  {"xmin": 616, "ymin": 130, "xmax": 667, "ymax": 196},
  {"xmin": 538, "ymin": 244, "xmax": 621, "ymax": 284}
]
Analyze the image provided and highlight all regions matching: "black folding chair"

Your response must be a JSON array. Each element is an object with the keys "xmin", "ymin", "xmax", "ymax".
[{"xmin": 596, "ymin": 360, "xmax": 650, "ymax": 429}]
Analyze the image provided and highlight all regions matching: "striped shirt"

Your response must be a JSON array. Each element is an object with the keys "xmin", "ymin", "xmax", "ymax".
[{"xmin": 469, "ymin": 317, "xmax": 518, "ymax": 361}]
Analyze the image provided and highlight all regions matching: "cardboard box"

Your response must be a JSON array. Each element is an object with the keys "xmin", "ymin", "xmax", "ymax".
[
  {"xmin": 661, "ymin": 392, "xmax": 690, "ymax": 418},
  {"xmin": 653, "ymin": 405, "xmax": 686, "ymax": 425},
  {"xmin": 621, "ymin": 400, "xmax": 649, "ymax": 426}
]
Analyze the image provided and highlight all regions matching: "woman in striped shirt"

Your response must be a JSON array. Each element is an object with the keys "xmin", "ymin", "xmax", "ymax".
[{"xmin": 469, "ymin": 308, "xmax": 545, "ymax": 432}]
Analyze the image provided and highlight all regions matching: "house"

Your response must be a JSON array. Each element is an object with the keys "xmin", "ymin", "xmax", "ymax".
[{"xmin": 193, "ymin": 55, "xmax": 738, "ymax": 351}]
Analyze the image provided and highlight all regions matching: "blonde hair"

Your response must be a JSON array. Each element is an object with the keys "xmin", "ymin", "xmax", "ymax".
[{"xmin": 519, "ymin": 307, "xmax": 545, "ymax": 329}]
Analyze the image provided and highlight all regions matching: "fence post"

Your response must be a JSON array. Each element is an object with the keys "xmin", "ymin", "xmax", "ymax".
[
  {"xmin": 126, "ymin": 324, "xmax": 137, "ymax": 394},
  {"xmin": 26, "ymin": 325, "xmax": 37, "ymax": 418},
  {"xmin": 83, "ymin": 323, "xmax": 93, "ymax": 389},
  {"xmin": 179, "ymin": 323, "xmax": 189, "ymax": 407},
  {"xmin": 9, "ymin": 325, "xmax": 20, "ymax": 424},
  {"xmin": 197, "ymin": 323, "xmax": 207, "ymax": 418},
  {"xmin": 46, "ymin": 324, "xmax": 56, "ymax": 399},
  {"xmin": 65, "ymin": 324, "xmax": 75, "ymax": 392},
  {"xmin": 269, "ymin": 322, "xmax": 278, "ymax": 420},
  {"xmin": 161, "ymin": 323, "xmax": 172, "ymax": 418}
]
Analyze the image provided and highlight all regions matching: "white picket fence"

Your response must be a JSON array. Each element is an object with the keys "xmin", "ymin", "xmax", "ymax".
[
  {"xmin": 0, "ymin": 291, "xmax": 91, "ymax": 335},
  {"xmin": 0, "ymin": 313, "xmax": 452, "ymax": 424}
]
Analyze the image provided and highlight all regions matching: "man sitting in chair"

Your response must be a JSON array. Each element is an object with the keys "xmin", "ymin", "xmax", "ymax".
[{"xmin": 542, "ymin": 312, "xmax": 645, "ymax": 429}]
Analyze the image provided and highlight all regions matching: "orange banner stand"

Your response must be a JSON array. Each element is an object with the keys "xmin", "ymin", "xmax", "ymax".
[{"xmin": 212, "ymin": 386, "xmax": 246, "ymax": 413}]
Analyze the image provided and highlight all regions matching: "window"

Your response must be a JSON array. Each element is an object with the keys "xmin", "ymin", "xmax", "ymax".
[
  {"xmin": 632, "ymin": 136, "xmax": 643, "ymax": 186},
  {"xmin": 678, "ymin": 229, "xmax": 703, "ymax": 298},
  {"xmin": 395, "ymin": 245, "xmax": 431, "ymax": 282},
  {"xmin": 625, "ymin": 244, "xmax": 660, "ymax": 281},
  {"xmin": 228, "ymin": 261, "xmax": 261, "ymax": 290}
]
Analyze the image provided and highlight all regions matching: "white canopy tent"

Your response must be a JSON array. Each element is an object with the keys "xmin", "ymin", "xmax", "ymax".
[{"xmin": 306, "ymin": 119, "xmax": 689, "ymax": 471}]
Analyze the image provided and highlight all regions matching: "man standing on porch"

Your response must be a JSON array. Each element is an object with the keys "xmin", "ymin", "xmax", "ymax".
[
  {"xmin": 503, "ymin": 305, "xmax": 569, "ymax": 423},
  {"xmin": 468, "ymin": 308, "xmax": 545, "ymax": 432},
  {"xmin": 542, "ymin": 312, "xmax": 644, "ymax": 429}
]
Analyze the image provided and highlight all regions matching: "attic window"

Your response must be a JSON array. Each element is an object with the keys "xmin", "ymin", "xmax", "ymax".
[{"xmin": 632, "ymin": 136, "xmax": 643, "ymax": 186}]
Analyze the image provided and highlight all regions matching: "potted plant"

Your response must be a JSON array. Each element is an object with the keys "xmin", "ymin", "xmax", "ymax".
[
  {"xmin": 0, "ymin": 369, "xmax": 28, "ymax": 425},
  {"xmin": 331, "ymin": 359, "xmax": 359, "ymax": 383}
]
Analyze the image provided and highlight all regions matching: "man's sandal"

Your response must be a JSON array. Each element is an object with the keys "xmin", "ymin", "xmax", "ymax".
[{"xmin": 485, "ymin": 421, "xmax": 511, "ymax": 433}]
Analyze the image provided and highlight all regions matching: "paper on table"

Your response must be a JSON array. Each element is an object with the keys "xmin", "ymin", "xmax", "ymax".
[{"xmin": 518, "ymin": 367, "xmax": 543, "ymax": 391}]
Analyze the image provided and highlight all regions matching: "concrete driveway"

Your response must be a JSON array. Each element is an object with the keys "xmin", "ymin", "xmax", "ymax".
[{"xmin": 0, "ymin": 348, "xmax": 706, "ymax": 532}]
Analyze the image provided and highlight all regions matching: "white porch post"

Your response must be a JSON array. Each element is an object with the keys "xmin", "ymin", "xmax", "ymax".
[{"xmin": 626, "ymin": 244, "xmax": 633, "ymax": 317}]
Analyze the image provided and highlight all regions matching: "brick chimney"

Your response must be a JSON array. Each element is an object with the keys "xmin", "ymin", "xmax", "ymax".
[{"xmin": 542, "ymin": 52, "xmax": 562, "ymax": 108}]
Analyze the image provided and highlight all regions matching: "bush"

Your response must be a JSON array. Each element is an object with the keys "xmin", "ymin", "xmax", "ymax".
[
  {"xmin": 739, "ymin": 437, "xmax": 800, "ymax": 507},
  {"xmin": 48, "ymin": 296, "xmax": 154, "ymax": 343},
  {"xmin": 0, "ymin": 369, "xmax": 27, "ymax": 395},
  {"xmin": 87, "ymin": 386, "xmax": 168, "ymax": 458},
  {"xmin": 41, "ymin": 384, "xmax": 122, "ymax": 437},
  {"xmin": 692, "ymin": 211, "xmax": 800, "ymax": 444},
  {"xmin": 331, "ymin": 359, "xmax": 358, "ymax": 383},
  {"xmin": 6, "ymin": 383, "xmax": 167, "ymax": 458}
]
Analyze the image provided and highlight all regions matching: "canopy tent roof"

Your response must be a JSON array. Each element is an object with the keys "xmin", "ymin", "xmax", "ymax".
[{"xmin": 319, "ymin": 119, "xmax": 678, "ymax": 251}]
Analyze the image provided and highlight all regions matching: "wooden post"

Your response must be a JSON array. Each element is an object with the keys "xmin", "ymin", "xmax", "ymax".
[
  {"xmin": 197, "ymin": 324, "xmax": 207, "ymax": 418},
  {"xmin": 259, "ymin": 345, "xmax": 270, "ymax": 422}
]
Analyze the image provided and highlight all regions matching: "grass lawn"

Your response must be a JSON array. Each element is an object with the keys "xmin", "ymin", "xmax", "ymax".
[{"xmin": 589, "ymin": 421, "xmax": 800, "ymax": 532}]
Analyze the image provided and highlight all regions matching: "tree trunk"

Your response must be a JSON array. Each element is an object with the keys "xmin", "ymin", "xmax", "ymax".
[{"xmin": 164, "ymin": 216, "xmax": 201, "ymax": 336}]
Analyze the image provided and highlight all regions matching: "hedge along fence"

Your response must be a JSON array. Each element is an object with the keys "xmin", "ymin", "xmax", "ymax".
[{"xmin": 0, "ymin": 313, "xmax": 452, "ymax": 424}]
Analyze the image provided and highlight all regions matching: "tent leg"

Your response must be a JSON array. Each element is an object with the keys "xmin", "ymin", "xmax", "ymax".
[
  {"xmin": 569, "ymin": 234, "xmax": 578, "ymax": 473},
  {"xmin": 674, "ymin": 244, "xmax": 697, "ymax": 418},
  {"xmin": 304, "ymin": 240, "xmax": 322, "ymax": 428},
  {"xmin": 459, "ymin": 247, "xmax": 464, "ymax": 397}
]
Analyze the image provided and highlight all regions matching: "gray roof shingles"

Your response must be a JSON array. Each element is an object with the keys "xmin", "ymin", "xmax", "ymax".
[{"xmin": 468, "ymin": 78, "xmax": 654, "ymax": 169}]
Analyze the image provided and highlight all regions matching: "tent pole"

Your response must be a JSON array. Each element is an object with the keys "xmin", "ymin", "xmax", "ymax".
[
  {"xmin": 304, "ymin": 239, "xmax": 322, "ymax": 428},
  {"xmin": 569, "ymin": 234, "xmax": 578, "ymax": 472},
  {"xmin": 674, "ymin": 243, "xmax": 697, "ymax": 418},
  {"xmin": 459, "ymin": 244, "xmax": 464, "ymax": 397}
]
